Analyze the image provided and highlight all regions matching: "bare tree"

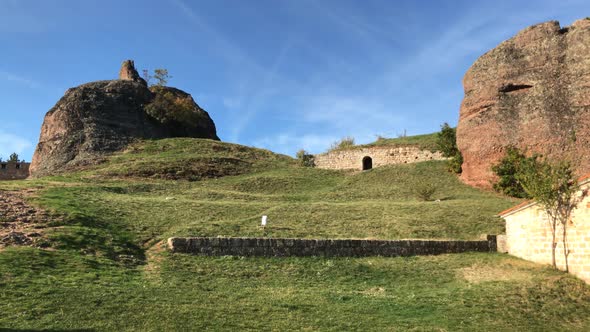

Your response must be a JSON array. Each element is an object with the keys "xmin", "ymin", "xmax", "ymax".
[{"xmin": 142, "ymin": 69, "xmax": 152, "ymax": 86}]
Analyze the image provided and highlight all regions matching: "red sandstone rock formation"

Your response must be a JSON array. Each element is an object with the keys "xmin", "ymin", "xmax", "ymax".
[
  {"xmin": 30, "ymin": 60, "xmax": 219, "ymax": 177},
  {"xmin": 457, "ymin": 19, "xmax": 590, "ymax": 188}
]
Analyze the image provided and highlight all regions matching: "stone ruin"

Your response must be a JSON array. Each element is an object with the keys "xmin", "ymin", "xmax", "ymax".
[
  {"xmin": 118, "ymin": 60, "xmax": 146, "ymax": 84},
  {"xmin": 314, "ymin": 146, "xmax": 446, "ymax": 171},
  {"xmin": 0, "ymin": 162, "xmax": 30, "ymax": 180}
]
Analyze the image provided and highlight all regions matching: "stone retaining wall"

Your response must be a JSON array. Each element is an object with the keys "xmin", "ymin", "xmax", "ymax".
[
  {"xmin": 314, "ymin": 146, "xmax": 446, "ymax": 171},
  {"xmin": 0, "ymin": 162, "xmax": 30, "ymax": 181},
  {"xmin": 168, "ymin": 236, "xmax": 498, "ymax": 257}
]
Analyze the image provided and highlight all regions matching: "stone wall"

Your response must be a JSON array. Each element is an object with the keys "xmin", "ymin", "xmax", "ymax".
[
  {"xmin": 0, "ymin": 162, "xmax": 30, "ymax": 181},
  {"xmin": 168, "ymin": 236, "xmax": 497, "ymax": 257},
  {"xmin": 502, "ymin": 182, "xmax": 590, "ymax": 284},
  {"xmin": 314, "ymin": 146, "xmax": 445, "ymax": 171}
]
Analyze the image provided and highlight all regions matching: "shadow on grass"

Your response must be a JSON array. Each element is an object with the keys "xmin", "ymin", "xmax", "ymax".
[{"xmin": 37, "ymin": 186, "xmax": 146, "ymax": 266}]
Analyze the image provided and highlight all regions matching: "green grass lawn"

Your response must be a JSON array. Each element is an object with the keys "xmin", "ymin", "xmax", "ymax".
[
  {"xmin": 1, "ymin": 137, "xmax": 589, "ymax": 331},
  {"xmin": 2, "ymin": 249, "xmax": 590, "ymax": 331}
]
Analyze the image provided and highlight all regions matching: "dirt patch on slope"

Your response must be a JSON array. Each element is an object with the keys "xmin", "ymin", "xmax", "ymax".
[{"xmin": 0, "ymin": 189, "xmax": 59, "ymax": 249}]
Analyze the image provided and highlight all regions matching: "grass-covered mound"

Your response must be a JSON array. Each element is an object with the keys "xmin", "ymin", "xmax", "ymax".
[
  {"xmin": 363, "ymin": 132, "xmax": 439, "ymax": 151},
  {"xmin": 327, "ymin": 132, "xmax": 440, "ymax": 152},
  {"xmin": 92, "ymin": 138, "xmax": 294, "ymax": 180},
  {"xmin": 2, "ymin": 137, "xmax": 590, "ymax": 330}
]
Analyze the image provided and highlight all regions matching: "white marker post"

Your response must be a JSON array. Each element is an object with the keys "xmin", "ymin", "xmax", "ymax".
[{"xmin": 261, "ymin": 215, "xmax": 268, "ymax": 227}]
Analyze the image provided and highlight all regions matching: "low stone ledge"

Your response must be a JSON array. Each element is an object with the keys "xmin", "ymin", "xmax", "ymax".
[{"xmin": 168, "ymin": 236, "xmax": 499, "ymax": 257}]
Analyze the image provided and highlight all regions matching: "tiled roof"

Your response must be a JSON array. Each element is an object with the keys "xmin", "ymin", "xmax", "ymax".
[
  {"xmin": 498, "ymin": 173, "xmax": 590, "ymax": 217},
  {"xmin": 498, "ymin": 200, "xmax": 534, "ymax": 217}
]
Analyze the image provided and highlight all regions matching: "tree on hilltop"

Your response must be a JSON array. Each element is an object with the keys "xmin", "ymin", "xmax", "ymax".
[
  {"xmin": 8, "ymin": 153, "xmax": 19, "ymax": 163},
  {"xmin": 142, "ymin": 68, "xmax": 172, "ymax": 87}
]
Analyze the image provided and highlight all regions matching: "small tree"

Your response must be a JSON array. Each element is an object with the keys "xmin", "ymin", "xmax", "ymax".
[
  {"xmin": 436, "ymin": 123, "xmax": 458, "ymax": 157},
  {"xmin": 8, "ymin": 153, "xmax": 19, "ymax": 163},
  {"xmin": 436, "ymin": 123, "xmax": 462, "ymax": 173},
  {"xmin": 296, "ymin": 149, "xmax": 315, "ymax": 167},
  {"xmin": 415, "ymin": 183, "xmax": 437, "ymax": 201},
  {"xmin": 142, "ymin": 68, "xmax": 171, "ymax": 86},
  {"xmin": 153, "ymin": 69, "xmax": 171, "ymax": 86},
  {"xmin": 492, "ymin": 147, "xmax": 535, "ymax": 198},
  {"xmin": 517, "ymin": 159, "xmax": 586, "ymax": 271}
]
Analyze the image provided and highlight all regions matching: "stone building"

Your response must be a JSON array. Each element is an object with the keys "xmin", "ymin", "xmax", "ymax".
[
  {"xmin": 314, "ymin": 146, "xmax": 446, "ymax": 171},
  {"xmin": 500, "ymin": 176, "xmax": 590, "ymax": 284},
  {"xmin": 0, "ymin": 162, "xmax": 30, "ymax": 180}
]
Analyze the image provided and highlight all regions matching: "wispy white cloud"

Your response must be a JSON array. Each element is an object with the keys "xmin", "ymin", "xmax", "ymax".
[
  {"xmin": 0, "ymin": 70, "xmax": 41, "ymax": 89},
  {"xmin": 229, "ymin": 35, "xmax": 296, "ymax": 141},
  {"xmin": 169, "ymin": 0, "xmax": 298, "ymax": 142},
  {"xmin": 252, "ymin": 133, "xmax": 342, "ymax": 156},
  {"xmin": 171, "ymin": 0, "xmax": 590, "ymax": 155},
  {"xmin": 0, "ymin": 131, "xmax": 33, "ymax": 161},
  {"xmin": 169, "ymin": 0, "xmax": 263, "ymax": 72},
  {"xmin": 222, "ymin": 97, "xmax": 242, "ymax": 110},
  {"xmin": 300, "ymin": 94, "xmax": 404, "ymax": 130}
]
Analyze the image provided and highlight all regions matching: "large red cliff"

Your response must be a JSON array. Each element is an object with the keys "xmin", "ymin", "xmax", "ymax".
[{"xmin": 457, "ymin": 19, "xmax": 590, "ymax": 188}]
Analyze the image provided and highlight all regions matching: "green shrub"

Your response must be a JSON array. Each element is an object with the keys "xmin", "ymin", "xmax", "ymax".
[
  {"xmin": 144, "ymin": 88, "xmax": 208, "ymax": 137},
  {"xmin": 296, "ymin": 149, "xmax": 315, "ymax": 167},
  {"xmin": 491, "ymin": 147, "xmax": 535, "ymax": 198},
  {"xmin": 448, "ymin": 153, "xmax": 463, "ymax": 174},
  {"xmin": 436, "ymin": 123, "xmax": 462, "ymax": 174},
  {"xmin": 436, "ymin": 123, "xmax": 458, "ymax": 158},
  {"xmin": 415, "ymin": 183, "xmax": 437, "ymax": 201},
  {"xmin": 328, "ymin": 137, "xmax": 355, "ymax": 152}
]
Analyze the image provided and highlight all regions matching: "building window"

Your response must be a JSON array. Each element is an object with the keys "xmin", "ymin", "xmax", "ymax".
[
  {"xmin": 1, "ymin": 164, "xmax": 6, "ymax": 170},
  {"xmin": 15, "ymin": 164, "xmax": 20, "ymax": 169}
]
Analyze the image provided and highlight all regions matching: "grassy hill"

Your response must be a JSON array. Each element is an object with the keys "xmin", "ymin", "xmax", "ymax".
[
  {"xmin": 362, "ymin": 132, "xmax": 440, "ymax": 151},
  {"xmin": 1, "ymin": 138, "xmax": 590, "ymax": 330},
  {"xmin": 325, "ymin": 132, "xmax": 440, "ymax": 153}
]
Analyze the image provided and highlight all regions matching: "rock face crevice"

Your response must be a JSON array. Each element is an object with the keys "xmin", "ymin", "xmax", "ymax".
[
  {"xmin": 498, "ymin": 84, "xmax": 533, "ymax": 93},
  {"xmin": 457, "ymin": 19, "xmax": 590, "ymax": 188},
  {"xmin": 30, "ymin": 60, "xmax": 219, "ymax": 177}
]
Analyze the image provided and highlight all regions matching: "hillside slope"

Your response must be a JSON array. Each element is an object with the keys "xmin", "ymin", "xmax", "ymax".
[
  {"xmin": 29, "ymin": 137, "xmax": 515, "ymax": 242},
  {"xmin": 2, "ymin": 138, "xmax": 590, "ymax": 330}
]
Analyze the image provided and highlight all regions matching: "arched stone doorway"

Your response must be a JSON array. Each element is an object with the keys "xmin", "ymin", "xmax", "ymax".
[{"xmin": 362, "ymin": 156, "xmax": 372, "ymax": 170}]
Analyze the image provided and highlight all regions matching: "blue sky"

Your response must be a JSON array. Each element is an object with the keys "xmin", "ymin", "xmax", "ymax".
[{"xmin": 1, "ymin": 0, "xmax": 588, "ymax": 161}]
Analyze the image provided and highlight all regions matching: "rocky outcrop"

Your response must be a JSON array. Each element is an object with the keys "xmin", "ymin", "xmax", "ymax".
[
  {"xmin": 30, "ymin": 60, "xmax": 219, "ymax": 177},
  {"xmin": 118, "ymin": 59, "xmax": 146, "ymax": 85},
  {"xmin": 457, "ymin": 19, "xmax": 590, "ymax": 188}
]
